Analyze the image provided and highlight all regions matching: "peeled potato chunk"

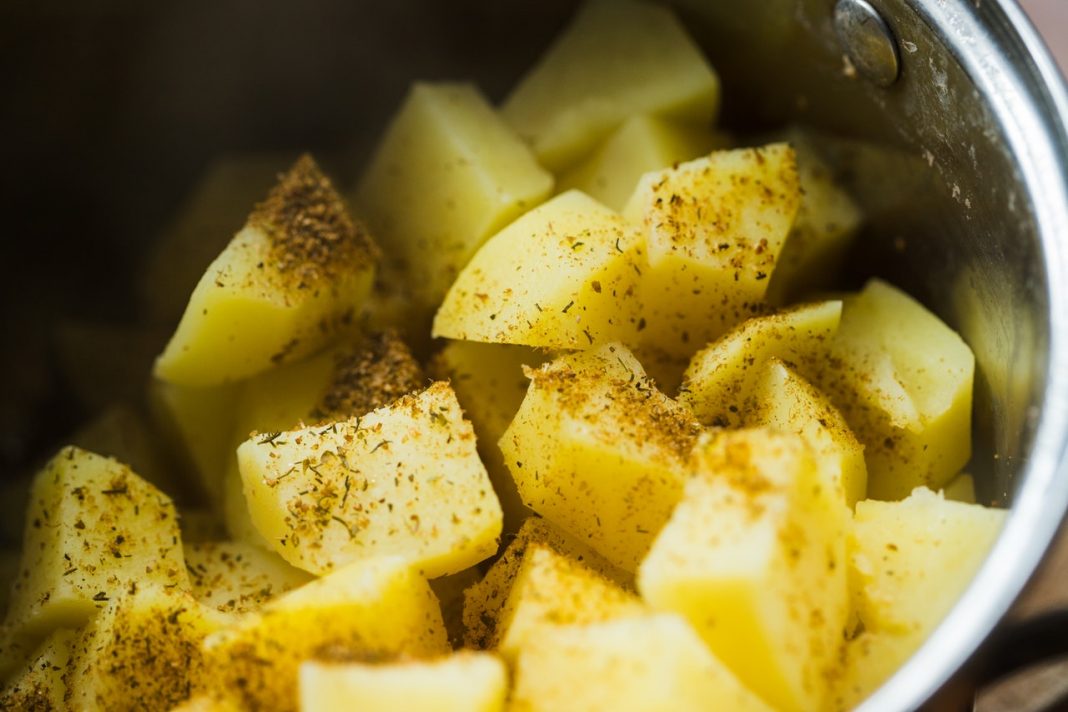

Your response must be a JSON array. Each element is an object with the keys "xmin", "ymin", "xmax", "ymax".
[
  {"xmin": 356, "ymin": 82, "xmax": 553, "ymax": 310},
  {"xmin": 155, "ymin": 155, "xmax": 379, "ymax": 387},
  {"xmin": 680, "ymin": 300, "xmax": 842, "ymax": 428},
  {"xmin": 183, "ymin": 541, "xmax": 312, "ymax": 616},
  {"xmin": 433, "ymin": 190, "xmax": 644, "ymax": 349},
  {"xmin": 510, "ymin": 614, "xmax": 772, "ymax": 712},
  {"xmin": 638, "ymin": 429, "xmax": 849, "ymax": 712},
  {"xmin": 941, "ymin": 472, "xmax": 977, "ymax": 503},
  {"xmin": 5, "ymin": 447, "xmax": 188, "ymax": 638},
  {"xmin": 814, "ymin": 279, "xmax": 975, "ymax": 499},
  {"xmin": 0, "ymin": 627, "xmax": 76, "ymax": 711},
  {"xmin": 558, "ymin": 114, "xmax": 725, "ymax": 212},
  {"xmin": 202, "ymin": 557, "xmax": 448, "ymax": 712},
  {"xmin": 623, "ymin": 144, "xmax": 802, "ymax": 358},
  {"xmin": 502, "ymin": 0, "xmax": 720, "ymax": 171},
  {"xmin": 238, "ymin": 382, "xmax": 502, "ymax": 578},
  {"xmin": 299, "ymin": 652, "xmax": 507, "ymax": 712},
  {"xmin": 500, "ymin": 344, "xmax": 701, "ymax": 571}
]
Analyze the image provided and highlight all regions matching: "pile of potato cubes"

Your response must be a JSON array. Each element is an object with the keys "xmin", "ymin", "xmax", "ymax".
[{"xmin": 0, "ymin": 1, "xmax": 1005, "ymax": 711}]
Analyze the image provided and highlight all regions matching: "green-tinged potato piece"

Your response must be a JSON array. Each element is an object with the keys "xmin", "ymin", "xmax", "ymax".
[
  {"xmin": 238, "ymin": 382, "xmax": 501, "ymax": 578},
  {"xmin": 557, "ymin": 115, "xmax": 727, "ymax": 212},
  {"xmin": 750, "ymin": 358, "xmax": 867, "ymax": 506},
  {"xmin": 429, "ymin": 341, "xmax": 547, "ymax": 531},
  {"xmin": 814, "ymin": 279, "xmax": 975, "ymax": 499},
  {"xmin": 0, "ymin": 627, "xmax": 75, "ymax": 711},
  {"xmin": 941, "ymin": 473, "xmax": 977, "ymax": 503},
  {"xmin": 202, "ymin": 557, "xmax": 448, "ymax": 712},
  {"xmin": 638, "ymin": 429, "xmax": 849, "ymax": 712},
  {"xmin": 0, "ymin": 629, "xmax": 39, "ymax": 682},
  {"xmin": 502, "ymin": 0, "xmax": 720, "ymax": 172},
  {"xmin": 5, "ymin": 447, "xmax": 188, "ymax": 638},
  {"xmin": 356, "ymin": 82, "xmax": 553, "ymax": 310},
  {"xmin": 511, "ymin": 614, "xmax": 773, "ymax": 712},
  {"xmin": 680, "ymin": 300, "xmax": 842, "ymax": 428},
  {"xmin": 500, "ymin": 344, "xmax": 701, "ymax": 571},
  {"xmin": 434, "ymin": 190, "xmax": 644, "ymax": 349},
  {"xmin": 299, "ymin": 652, "xmax": 507, "ymax": 712},
  {"xmin": 623, "ymin": 144, "xmax": 801, "ymax": 358},
  {"xmin": 463, "ymin": 542, "xmax": 644, "ymax": 659},
  {"xmin": 183, "ymin": 541, "xmax": 312, "ymax": 616},
  {"xmin": 155, "ymin": 155, "xmax": 379, "ymax": 387},
  {"xmin": 65, "ymin": 585, "xmax": 225, "ymax": 712}
]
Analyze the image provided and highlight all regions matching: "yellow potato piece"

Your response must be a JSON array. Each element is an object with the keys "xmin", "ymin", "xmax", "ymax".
[
  {"xmin": 624, "ymin": 144, "xmax": 802, "ymax": 357},
  {"xmin": 299, "ymin": 652, "xmax": 507, "ymax": 712},
  {"xmin": 638, "ymin": 429, "xmax": 849, "ymax": 712},
  {"xmin": 238, "ymin": 382, "xmax": 502, "ymax": 578},
  {"xmin": 680, "ymin": 300, "xmax": 842, "ymax": 427},
  {"xmin": 510, "ymin": 614, "xmax": 772, "ymax": 712},
  {"xmin": 433, "ymin": 190, "xmax": 644, "ymax": 349},
  {"xmin": 168, "ymin": 695, "xmax": 244, "ymax": 712},
  {"xmin": 558, "ymin": 114, "xmax": 726, "ymax": 212},
  {"xmin": 815, "ymin": 279, "xmax": 975, "ymax": 499},
  {"xmin": 202, "ymin": 557, "xmax": 448, "ymax": 712},
  {"xmin": 155, "ymin": 155, "xmax": 378, "ymax": 387},
  {"xmin": 941, "ymin": 472, "xmax": 977, "ymax": 503},
  {"xmin": 356, "ymin": 82, "xmax": 553, "ymax": 310},
  {"xmin": 502, "ymin": 0, "xmax": 720, "ymax": 171},
  {"xmin": 183, "ymin": 541, "xmax": 312, "ymax": 616},
  {"xmin": 0, "ymin": 627, "xmax": 75, "ymax": 711},
  {"xmin": 500, "ymin": 344, "xmax": 701, "ymax": 571},
  {"xmin": 827, "ymin": 630, "xmax": 921, "ymax": 711},
  {"xmin": 750, "ymin": 358, "xmax": 867, "ymax": 506},
  {"xmin": 5, "ymin": 447, "xmax": 188, "ymax": 638}
]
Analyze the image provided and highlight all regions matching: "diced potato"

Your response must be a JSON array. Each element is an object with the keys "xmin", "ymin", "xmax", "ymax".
[
  {"xmin": 430, "ymin": 566, "xmax": 483, "ymax": 648},
  {"xmin": 464, "ymin": 543, "xmax": 644, "ymax": 659},
  {"xmin": 680, "ymin": 300, "xmax": 842, "ymax": 428},
  {"xmin": 638, "ymin": 429, "xmax": 849, "ymax": 712},
  {"xmin": 510, "ymin": 614, "xmax": 772, "ymax": 712},
  {"xmin": 202, "ymin": 557, "xmax": 448, "ymax": 712},
  {"xmin": 155, "ymin": 155, "xmax": 379, "ymax": 387},
  {"xmin": 941, "ymin": 473, "xmax": 977, "ymax": 503},
  {"xmin": 500, "ymin": 344, "xmax": 701, "ymax": 571},
  {"xmin": 433, "ymin": 190, "xmax": 644, "ymax": 349},
  {"xmin": 5, "ymin": 447, "xmax": 188, "ymax": 638},
  {"xmin": 0, "ymin": 627, "xmax": 75, "ymax": 710},
  {"xmin": 814, "ymin": 279, "xmax": 975, "ymax": 499},
  {"xmin": 623, "ymin": 144, "xmax": 801, "ymax": 358},
  {"xmin": 299, "ymin": 652, "xmax": 507, "ymax": 712},
  {"xmin": 502, "ymin": 0, "xmax": 720, "ymax": 171},
  {"xmin": 169, "ymin": 694, "xmax": 244, "ymax": 712},
  {"xmin": 356, "ymin": 82, "xmax": 553, "ymax": 309},
  {"xmin": 238, "ymin": 382, "xmax": 502, "ymax": 578},
  {"xmin": 557, "ymin": 115, "xmax": 726, "ymax": 212},
  {"xmin": 183, "ymin": 541, "xmax": 312, "ymax": 615},
  {"xmin": 429, "ymin": 341, "xmax": 546, "ymax": 531},
  {"xmin": 749, "ymin": 358, "xmax": 867, "ymax": 506},
  {"xmin": 765, "ymin": 129, "xmax": 863, "ymax": 304},
  {"xmin": 827, "ymin": 630, "xmax": 920, "ymax": 711},
  {"xmin": 849, "ymin": 487, "xmax": 1005, "ymax": 637}
]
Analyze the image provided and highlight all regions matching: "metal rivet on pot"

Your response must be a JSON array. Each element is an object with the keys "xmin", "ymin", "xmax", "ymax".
[{"xmin": 833, "ymin": 0, "xmax": 901, "ymax": 88}]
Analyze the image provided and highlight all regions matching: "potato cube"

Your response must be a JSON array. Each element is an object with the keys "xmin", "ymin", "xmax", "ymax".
[
  {"xmin": 827, "ymin": 630, "xmax": 921, "ymax": 711},
  {"xmin": 0, "ymin": 627, "xmax": 75, "ymax": 711},
  {"xmin": 155, "ymin": 155, "xmax": 379, "ymax": 387},
  {"xmin": 814, "ymin": 279, "xmax": 975, "ymax": 499},
  {"xmin": 169, "ymin": 695, "xmax": 244, "ymax": 712},
  {"xmin": 750, "ymin": 358, "xmax": 867, "ymax": 506},
  {"xmin": 623, "ymin": 144, "xmax": 801, "ymax": 357},
  {"xmin": 638, "ymin": 429, "xmax": 849, "ymax": 712},
  {"xmin": 433, "ymin": 190, "xmax": 644, "ymax": 349},
  {"xmin": 183, "ymin": 541, "xmax": 312, "ymax": 615},
  {"xmin": 202, "ymin": 557, "xmax": 448, "ymax": 712},
  {"xmin": 849, "ymin": 487, "xmax": 1004, "ymax": 637},
  {"xmin": 0, "ymin": 628, "xmax": 41, "ymax": 682},
  {"xmin": 557, "ymin": 115, "xmax": 726, "ymax": 212},
  {"xmin": 5, "ymin": 447, "xmax": 188, "ymax": 638},
  {"xmin": 510, "ymin": 614, "xmax": 772, "ymax": 712},
  {"xmin": 65, "ymin": 585, "xmax": 224, "ymax": 712},
  {"xmin": 464, "ymin": 543, "xmax": 644, "ymax": 659},
  {"xmin": 502, "ymin": 0, "xmax": 720, "ymax": 171},
  {"xmin": 356, "ymin": 82, "xmax": 553, "ymax": 309},
  {"xmin": 238, "ymin": 382, "xmax": 502, "ymax": 578},
  {"xmin": 429, "ymin": 341, "xmax": 546, "ymax": 531},
  {"xmin": 500, "ymin": 344, "xmax": 701, "ymax": 571},
  {"xmin": 299, "ymin": 652, "xmax": 507, "ymax": 712},
  {"xmin": 941, "ymin": 473, "xmax": 976, "ymax": 503},
  {"xmin": 680, "ymin": 300, "xmax": 842, "ymax": 428}
]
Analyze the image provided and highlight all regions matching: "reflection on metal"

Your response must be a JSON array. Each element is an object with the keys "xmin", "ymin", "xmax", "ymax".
[{"xmin": 834, "ymin": 0, "xmax": 902, "ymax": 87}]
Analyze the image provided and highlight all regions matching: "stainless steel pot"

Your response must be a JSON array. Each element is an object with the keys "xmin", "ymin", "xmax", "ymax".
[{"xmin": 1, "ymin": 0, "xmax": 1066, "ymax": 709}]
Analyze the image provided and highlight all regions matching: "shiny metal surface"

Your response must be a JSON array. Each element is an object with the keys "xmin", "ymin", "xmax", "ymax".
[{"xmin": 834, "ymin": 0, "xmax": 902, "ymax": 87}]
